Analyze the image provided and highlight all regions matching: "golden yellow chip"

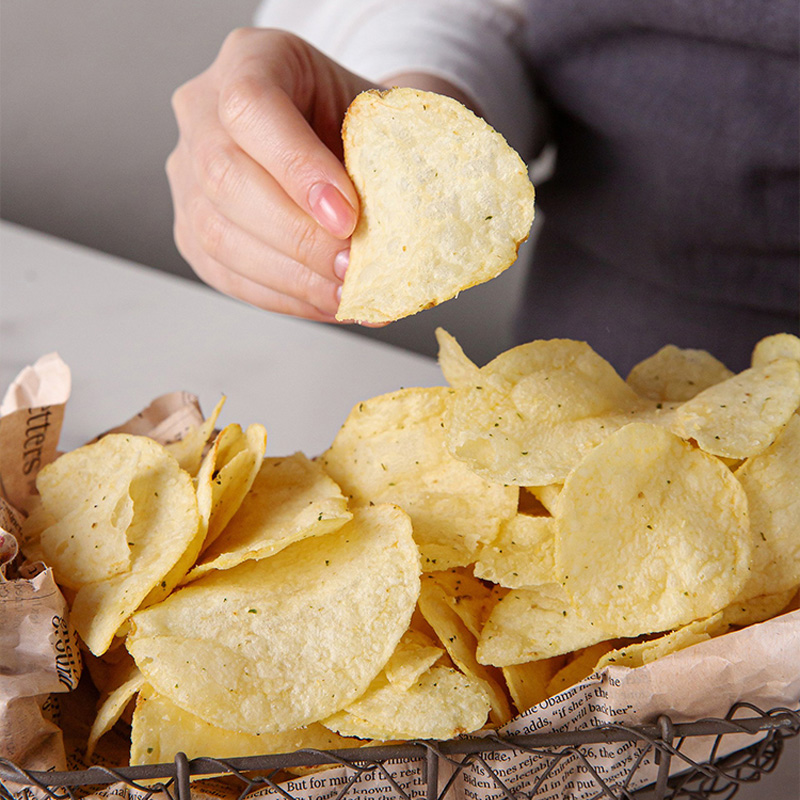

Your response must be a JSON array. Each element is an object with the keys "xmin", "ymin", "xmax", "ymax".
[
  {"xmin": 502, "ymin": 657, "xmax": 566, "ymax": 714},
  {"xmin": 476, "ymin": 584, "xmax": 606, "ymax": 666},
  {"xmin": 384, "ymin": 630, "xmax": 445, "ymax": 692},
  {"xmin": 419, "ymin": 574, "xmax": 512, "ymax": 725},
  {"xmin": 626, "ymin": 345, "xmax": 734, "ymax": 402},
  {"xmin": 131, "ymin": 684, "xmax": 355, "ymax": 765},
  {"xmin": 127, "ymin": 504, "xmax": 420, "ymax": 735},
  {"xmin": 195, "ymin": 423, "xmax": 266, "ymax": 552},
  {"xmin": 425, "ymin": 568, "xmax": 496, "ymax": 638},
  {"xmin": 595, "ymin": 613, "xmax": 727, "ymax": 671},
  {"xmin": 670, "ymin": 359, "xmax": 800, "ymax": 459},
  {"xmin": 165, "ymin": 396, "xmax": 225, "ymax": 477},
  {"xmin": 323, "ymin": 666, "xmax": 490, "ymax": 741},
  {"xmin": 751, "ymin": 333, "xmax": 800, "ymax": 368},
  {"xmin": 720, "ymin": 590, "xmax": 797, "ymax": 628},
  {"xmin": 545, "ymin": 642, "xmax": 619, "ymax": 699},
  {"xmin": 33, "ymin": 434, "xmax": 201, "ymax": 655},
  {"xmin": 336, "ymin": 89, "xmax": 534, "ymax": 323},
  {"xmin": 184, "ymin": 452, "xmax": 352, "ymax": 583},
  {"xmin": 319, "ymin": 387, "xmax": 517, "ymax": 570},
  {"xmin": 442, "ymin": 337, "xmax": 651, "ymax": 485},
  {"xmin": 435, "ymin": 328, "xmax": 482, "ymax": 388},
  {"xmin": 734, "ymin": 414, "xmax": 800, "ymax": 597},
  {"xmin": 32, "ymin": 436, "xmax": 141, "ymax": 589},
  {"xmin": 474, "ymin": 514, "xmax": 557, "ymax": 589},
  {"xmin": 523, "ymin": 484, "xmax": 562, "ymax": 516},
  {"xmin": 556, "ymin": 423, "xmax": 751, "ymax": 637},
  {"xmin": 87, "ymin": 662, "xmax": 145, "ymax": 758}
]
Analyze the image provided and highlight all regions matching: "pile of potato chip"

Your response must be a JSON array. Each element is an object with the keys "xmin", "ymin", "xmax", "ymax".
[{"xmin": 18, "ymin": 330, "xmax": 800, "ymax": 766}]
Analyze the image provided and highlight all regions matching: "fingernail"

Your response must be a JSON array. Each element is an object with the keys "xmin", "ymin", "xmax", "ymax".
[
  {"xmin": 334, "ymin": 249, "xmax": 350, "ymax": 281},
  {"xmin": 308, "ymin": 183, "xmax": 356, "ymax": 238},
  {"xmin": 335, "ymin": 284, "xmax": 343, "ymax": 302}
]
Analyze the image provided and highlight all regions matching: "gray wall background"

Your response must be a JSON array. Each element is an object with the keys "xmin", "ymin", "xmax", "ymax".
[{"xmin": 0, "ymin": 0, "xmax": 531, "ymax": 365}]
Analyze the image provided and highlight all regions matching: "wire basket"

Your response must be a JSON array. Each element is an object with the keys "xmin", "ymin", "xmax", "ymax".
[{"xmin": 1, "ymin": 702, "xmax": 797, "ymax": 800}]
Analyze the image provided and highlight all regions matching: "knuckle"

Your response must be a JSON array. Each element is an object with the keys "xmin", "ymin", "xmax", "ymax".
[
  {"xmin": 193, "ymin": 134, "xmax": 239, "ymax": 203},
  {"xmin": 290, "ymin": 214, "xmax": 327, "ymax": 267},
  {"xmin": 219, "ymin": 73, "xmax": 263, "ymax": 132},
  {"xmin": 191, "ymin": 199, "xmax": 229, "ymax": 263}
]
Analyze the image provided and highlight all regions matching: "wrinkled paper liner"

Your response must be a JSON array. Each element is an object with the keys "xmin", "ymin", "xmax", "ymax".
[{"xmin": 1, "ymin": 354, "xmax": 798, "ymax": 800}]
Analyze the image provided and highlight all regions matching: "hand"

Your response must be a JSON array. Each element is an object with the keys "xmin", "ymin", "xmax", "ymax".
[{"xmin": 167, "ymin": 29, "xmax": 376, "ymax": 321}]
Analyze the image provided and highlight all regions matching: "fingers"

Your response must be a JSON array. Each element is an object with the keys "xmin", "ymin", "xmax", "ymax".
[
  {"xmin": 169, "ymin": 140, "xmax": 342, "ymax": 317},
  {"xmin": 173, "ymin": 83, "xmax": 349, "ymax": 281},
  {"xmin": 167, "ymin": 30, "xmax": 379, "ymax": 321},
  {"xmin": 218, "ymin": 77, "xmax": 359, "ymax": 240}
]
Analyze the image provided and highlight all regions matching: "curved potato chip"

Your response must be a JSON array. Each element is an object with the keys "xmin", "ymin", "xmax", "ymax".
[
  {"xmin": 131, "ymin": 684, "xmax": 356, "ymax": 765},
  {"xmin": 444, "ymin": 338, "xmax": 650, "ymax": 485},
  {"xmin": 476, "ymin": 584, "xmax": 606, "ymax": 666},
  {"xmin": 502, "ymin": 657, "xmax": 566, "ymax": 714},
  {"xmin": 33, "ymin": 437, "xmax": 141, "ymax": 589},
  {"xmin": 626, "ymin": 345, "xmax": 733, "ymax": 402},
  {"xmin": 436, "ymin": 328, "xmax": 481, "ymax": 388},
  {"xmin": 734, "ymin": 414, "xmax": 800, "ymax": 597},
  {"xmin": 721, "ymin": 589, "xmax": 797, "ymax": 628},
  {"xmin": 34, "ymin": 434, "xmax": 201, "ymax": 655},
  {"xmin": 556, "ymin": 423, "xmax": 751, "ymax": 637},
  {"xmin": 595, "ymin": 613, "xmax": 727, "ymax": 671},
  {"xmin": 323, "ymin": 666, "xmax": 490, "ymax": 741},
  {"xmin": 196, "ymin": 423, "xmax": 266, "ymax": 553},
  {"xmin": 165, "ymin": 396, "xmax": 225, "ymax": 477},
  {"xmin": 545, "ymin": 642, "xmax": 620, "ymax": 699},
  {"xmin": 670, "ymin": 359, "xmax": 800, "ymax": 459},
  {"xmin": 384, "ymin": 630, "xmax": 444, "ymax": 692},
  {"xmin": 474, "ymin": 514, "xmax": 557, "ymax": 589},
  {"xmin": 336, "ymin": 88, "xmax": 534, "ymax": 323},
  {"xmin": 127, "ymin": 504, "xmax": 420, "ymax": 734},
  {"xmin": 184, "ymin": 452, "xmax": 351, "ymax": 583},
  {"xmin": 320, "ymin": 387, "xmax": 517, "ymax": 570},
  {"xmin": 87, "ymin": 662, "xmax": 145, "ymax": 759},
  {"xmin": 751, "ymin": 333, "xmax": 800, "ymax": 368}
]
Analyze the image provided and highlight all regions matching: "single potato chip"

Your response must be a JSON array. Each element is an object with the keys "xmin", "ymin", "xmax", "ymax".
[
  {"xmin": 720, "ymin": 589, "xmax": 797, "ymax": 628},
  {"xmin": 595, "ymin": 614, "xmax": 727, "ymax": 671},
  {"xmin": 319, "ymin": 387, "xmax": 517, "ymax": 570},
  {"xmin": 336, "ymin": 88, "xmax": 534, "ymax": 323},
  {"xmin": 751, "ymin": 333, "xmax": 800, "ymax": 368},
  {"xmin": 476, "ymin": 584, "xmax": 607, "ymax": 666},
  {"xmin": 87, "ymin": 662, "xmax": 145, "ymax": 758},
  {"xmin": 127, "ymin": 504, "xmax": 420, "ymax": 735},
  {"xmin": 323, "ymin": 666, "xmax": 490, "ymax": 741},
  {"xmin": 474, "ymin": 514, "xmax": 557, "ymax": 589},
  {"xmin": 184, "ymin": 452, "xmax": 351, "ymax": 583},
  {"xmin": 626, "ymin": 345, "xmax": 734, "ymax": 402},
  {"xmin": 436, "ymin": 328, "xmax": 482, "ymax": 388},
  {"xmin": 383, "ymin": 630, "xmax": 444, "ymax": 692},
  {"xmin": 195, "ymin": 423, "xmax": 266, "ymax": 552},
  {"xmin": 734, "ymin": 414, "xmax": 800, "ymax": 598},
  {"xmin": 442, "ymin": 337, "xmax": 654, "ymax": 485},
  {"xmin": 31, "ymin": 436, "xmax": 142, "ymax": 589},
  {"xmin": 33, "ymin": 434, "xmax": 201, "ymax": 655},
  {"xmin": 502, "ymin": 657, "xmax": 566, "ymax": 714},
  {"xmin": 670, "ymin": 359, "xmax": 800, "ymax": 459},
  {"xmin": 556, "ymin": 423, "xmax": 751, "ymax": 637},
  {"xmin": 131, "ymin": 684, "xmax": 355, "ymax": 765},
  {"xmin": 425, "ymin": 568, "xmax": 497, "ymax": 638},
  {"xmin": 545, "ymin": 642, "xmax": 620, "ymax": 699},
  {"xmin": 165, "ymin": 396, "xmax": 225, "ymax": 477}
]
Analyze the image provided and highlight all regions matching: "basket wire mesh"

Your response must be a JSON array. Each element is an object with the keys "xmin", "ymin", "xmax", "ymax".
[{"xmin": 1, "ymin": 703, "xmax": 797, "ymax": 800}]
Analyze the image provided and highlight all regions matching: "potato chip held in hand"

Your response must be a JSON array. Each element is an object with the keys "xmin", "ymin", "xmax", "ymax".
[{"xmin": 336, "ymin": 88, "xmax": 535, "ymax": 323}]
